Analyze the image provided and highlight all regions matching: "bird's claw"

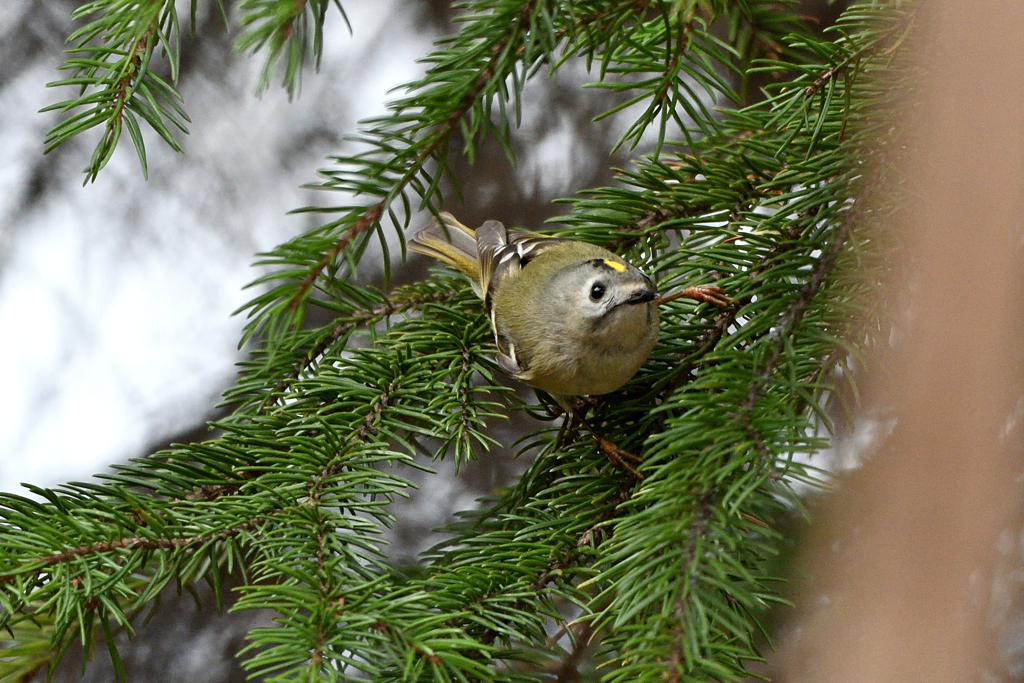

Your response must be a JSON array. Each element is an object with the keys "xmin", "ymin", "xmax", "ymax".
[
  {"xmin": 657, "ymin": 284, "xmax": 731, "ymax": 308},
  {"xmin": 595, "ymin": 437, "xmax": 644, "ymax": 479}
]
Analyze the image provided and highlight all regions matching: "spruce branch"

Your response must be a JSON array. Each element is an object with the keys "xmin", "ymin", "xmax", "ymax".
[
  {"xmin": 42, "ymin": 0, "xmax": 358, "ymax": 182},
  {"xmin": 0, "ymin": 520, "xmax": 260, "ymax": 587},
  {"xmin": 263, "ymin": 275, "xmax": 460, "ymax": 412},
  {"xmin": 601, "ymin": 9, "xmax": 701, "ymax": 155},
  {"xmin": 4, "ymin": 3, "xmax": 918, "ymax": 681},
  {"xmin": 42, "ymin": 0, "xmax": 189, "ymax": 183},
  {"xmin": 1, "ymin": 378, "xmax": 434, "ymax": 587},
  {"xmin": 236, "ymin": 0, "xmax": 351, "ymax": 98},
  {"xmin": 801, "ymin": 8, "xmax": 915, "ymax": 100},
  {"xmin": 286, "ymin": 202, "xmax": 386, "ymax": 312},
  {"xmin": 741, "ymin": 196, "xmax": 854, "ymax": 414},
  {"xmin": 666, "ymin": 490, "xmax": 715, "ymax": 683},
  {"xmin": 237, "ymin": 0, "xmax": 589, "ymax": 389}
]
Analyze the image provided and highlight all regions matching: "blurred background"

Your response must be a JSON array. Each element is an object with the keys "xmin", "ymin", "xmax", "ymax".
[{"xmin": 5, "ymin": 1, "xmax": 1021, "ymax": 682}]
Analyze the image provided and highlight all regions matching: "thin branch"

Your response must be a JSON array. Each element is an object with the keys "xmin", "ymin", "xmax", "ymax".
[
  {"xmin": 108, "ymin": 30, "xmax": 153, "ymax": 132},
  {"xmin": 288, "ymin": 201, "xmax": 385, "ymax": 310},
  {"xmin": 262, "ymin": 287, "xmax": 461, "ymax": 412},
  {"xmin": 667, "ymin": 491, "xmax": 715, "ymax": 683},
  {"xmin": 355, "ymin": 382, "xmax": 394, "ymax": 442},
  {"xmin": 281, "ymin": 0, "xmax": 309, "ymax": 41},
  {"xmin": 0, "ymin": 519, "xmax": 260, "ymax": 586},
  {"xmin": 803, "ymin": 10, "xmax": 915, "ymax": 99},
  {"xmin": 4, "ymin": 380, "xmax": 401, "ymax": 587},
  {"xmin": 554, "ymin": 621, "xmax": 595, "ymax": 682}
]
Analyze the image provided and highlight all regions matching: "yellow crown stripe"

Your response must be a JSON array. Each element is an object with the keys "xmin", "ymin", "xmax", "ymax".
[{"xmin": 603, "ymin": 259, "xmax": 627, "ymax": 272}]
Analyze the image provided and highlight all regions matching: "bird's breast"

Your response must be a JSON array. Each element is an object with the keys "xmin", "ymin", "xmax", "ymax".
[{"xmin": 520, "ymin": 302, "xmax": 659, "ymax": 397}]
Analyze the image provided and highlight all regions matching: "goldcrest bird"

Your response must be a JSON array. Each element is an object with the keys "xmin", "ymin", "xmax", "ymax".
[{"xmin": 410, "ymin": 212, "xmax": 660, "ymax": 408}]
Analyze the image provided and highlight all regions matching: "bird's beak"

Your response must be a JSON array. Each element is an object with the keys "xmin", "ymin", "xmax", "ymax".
[{"xmin": 624, "ymin": 289, "xmax": 657, "ymax": 305}]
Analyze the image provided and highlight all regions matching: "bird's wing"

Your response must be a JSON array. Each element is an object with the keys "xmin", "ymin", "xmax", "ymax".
[
  {"xmin": 475, "ymin": 220, "xmax": 564, "ymax": 309},
  {"xmin": 495, "ymin": 347, "xmax": 526, "ymax": 379},
  {"xmin": 475, "ymin": 220, "xmax": 564, "ymax": 379}
]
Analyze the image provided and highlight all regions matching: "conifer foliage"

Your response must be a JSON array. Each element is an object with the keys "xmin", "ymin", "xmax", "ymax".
[{"xmin": 3, "ymin": 1, "xmax": 913, "ymax": 681}]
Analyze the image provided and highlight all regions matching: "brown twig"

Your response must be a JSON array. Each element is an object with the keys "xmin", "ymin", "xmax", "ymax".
[
  {"xmin": 280, "ymin": 0, "xmax": 307, "ymax": 40},
  {"xmin": 109, "ymin": 31, "xmax": 151, "ymax": 125},
  {"xmin": 288, "ymin": 202, "xmax": 385, "ymax": 310},
  {"xmin": 803, "ymin": 10, "xmax": 915, "ymax": 99},
  {"xmin": 0, "ymin": 520, "xmax": 260, "ymax": 586},
  {"xmin": 594, "ymin": 436, "xmax": 644, "ymax": 479},
  {"xmin": 667, "ymin": 491, "xmax": 715, "ymax": 683}
]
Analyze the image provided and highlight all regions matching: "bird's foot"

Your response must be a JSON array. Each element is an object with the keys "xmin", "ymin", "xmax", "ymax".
[
  {"xmin": 658, "ymin": 284, "xmax": 731, "ymax": 308},
  {"xmin": 594, "ymin": 436, "xmax": 644, "ymax": 479}
]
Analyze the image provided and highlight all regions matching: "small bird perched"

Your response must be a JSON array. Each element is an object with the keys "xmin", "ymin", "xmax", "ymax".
[{"xmin": 410, "ymin": 212, "xmax": 664, "ymax": 409}]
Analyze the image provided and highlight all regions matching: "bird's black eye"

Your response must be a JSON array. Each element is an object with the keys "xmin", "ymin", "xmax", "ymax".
[{"xmin": 590, "ymin": 282, "xmax": 606, "ymax": 301}]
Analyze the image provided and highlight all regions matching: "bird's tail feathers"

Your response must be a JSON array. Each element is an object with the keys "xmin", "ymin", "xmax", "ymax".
[{"xmin": 410, "ymin": 212, "xmax": 482, "ymax": 289}]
